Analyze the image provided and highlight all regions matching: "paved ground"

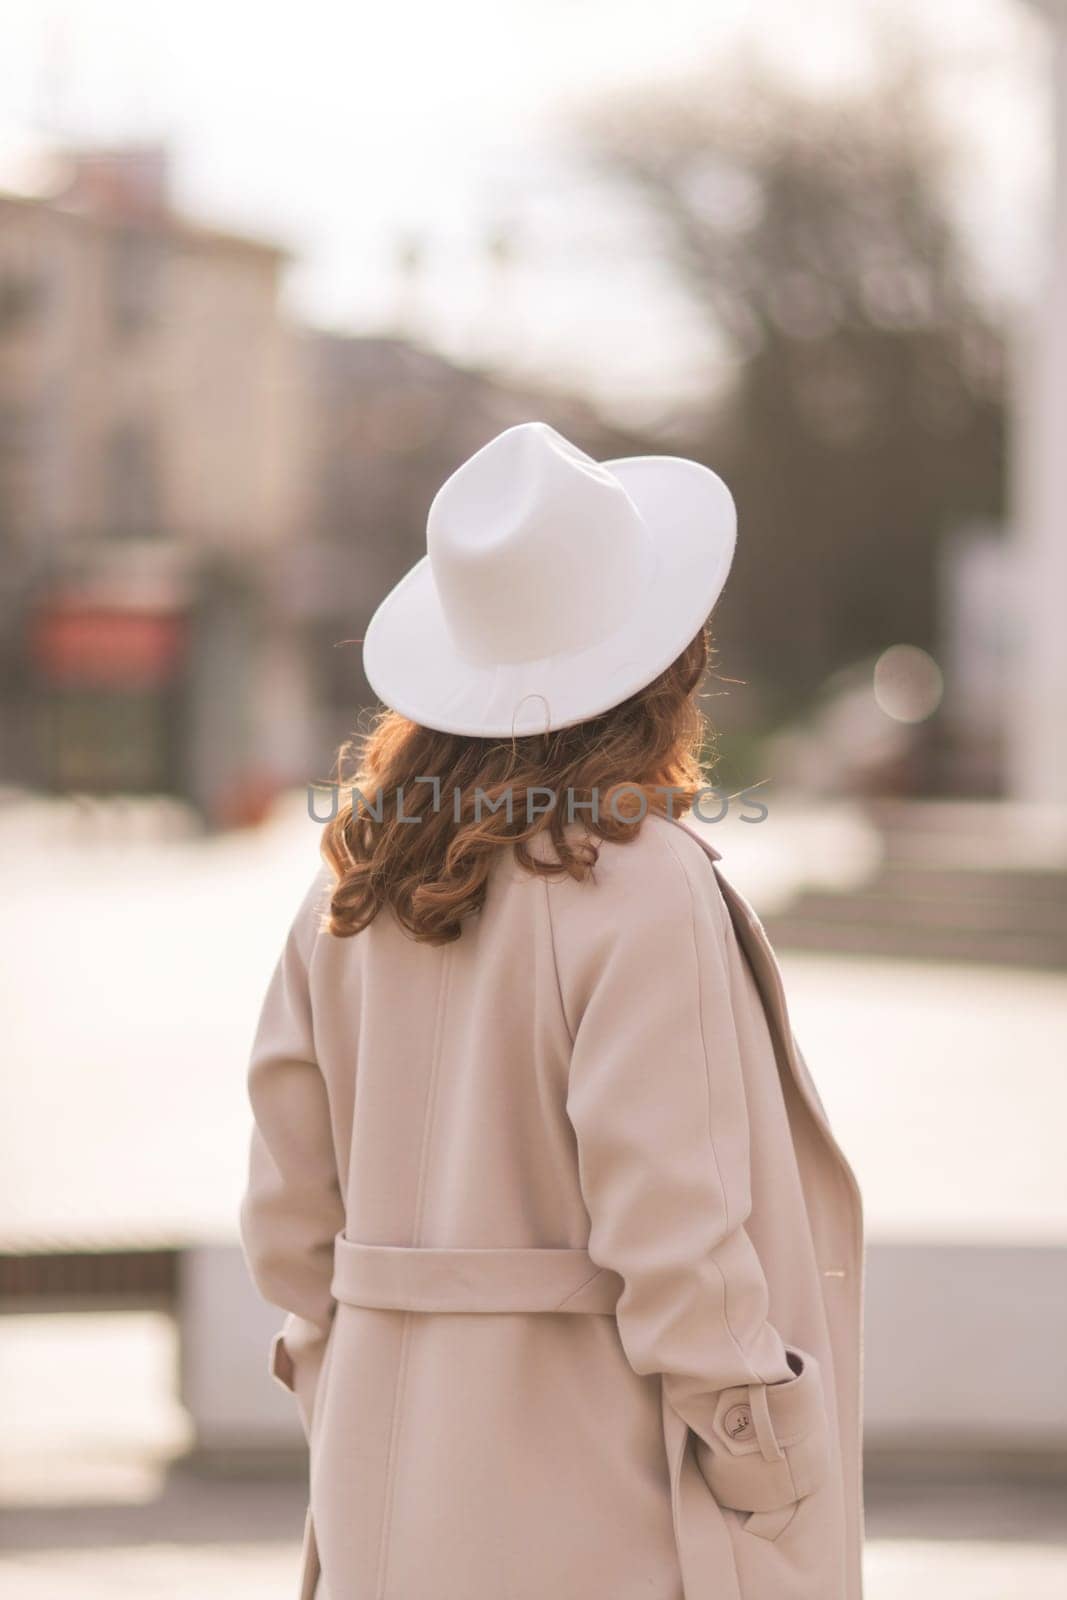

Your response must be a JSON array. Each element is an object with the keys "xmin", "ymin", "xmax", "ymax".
[
  {"xmin": 3, "ymin": 1307, "xmax": 1066, "ymax": 1600},
  {"xmin": 3, "ymin": 1461, "xmax": 1066, "ymax": 1598},
  {"xmin": 6, "ymin": 1316, "xmax": 1067, "ymax": 1600}
]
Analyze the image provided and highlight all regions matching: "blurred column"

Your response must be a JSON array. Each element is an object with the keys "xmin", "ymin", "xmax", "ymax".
[{"xmin": 1011, "ymin": 1, "xmax": 1067, "ymax": 802}]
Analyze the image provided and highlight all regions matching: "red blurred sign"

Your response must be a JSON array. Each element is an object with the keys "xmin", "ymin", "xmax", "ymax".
[{"xmin": 30, "ymin": 603, "xmax": 188, "ymax": 688}]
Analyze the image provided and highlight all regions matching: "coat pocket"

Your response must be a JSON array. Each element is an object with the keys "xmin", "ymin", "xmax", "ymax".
[
  {"xmin": 693, "ymin": 1344, "xmax": 831, "ymax": 1543},
  {"xmin": 267, "ymin": 1315, "xmax": 333, "ymax": 1441},
  {"xmin": 269, "ymin": 1327, "xmax": 297, "ymax": 1392}
]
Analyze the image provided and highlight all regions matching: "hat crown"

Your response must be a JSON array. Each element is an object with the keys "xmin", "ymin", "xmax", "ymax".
[{"xmin": 426, "ymin": 422, "xmax": 655, "ymax": 666}]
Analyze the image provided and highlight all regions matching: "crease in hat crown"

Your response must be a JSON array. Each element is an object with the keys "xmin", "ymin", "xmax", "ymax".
[{"xmin": 426, "ymin": 421, "xmax": 656, "ymax": 667}]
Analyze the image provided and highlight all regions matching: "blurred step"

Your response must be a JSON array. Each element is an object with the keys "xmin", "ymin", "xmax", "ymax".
[
  {"xmin": 764, "ymin": 800, "xmax": 1067, "ymax": 968},
  {"xmin": 766, "ymin": 911, "xmax": 1067, "ymax": 968},
  {"xmin": 873, "ymin": 865, "xmax": 1067, "ymax": 904},
  {"xmin": 861, "ymin": 800, "xmax": 1067, "ymax": 872},
  {"xmin": 779, "ymin": 883, "xmax": 1067, "ymax": 934}
]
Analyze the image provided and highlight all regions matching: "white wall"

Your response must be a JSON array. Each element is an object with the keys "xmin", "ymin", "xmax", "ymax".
[{"xmin": 178, "ymin": 1242, "xmax": 1067, "ymax": 1462}]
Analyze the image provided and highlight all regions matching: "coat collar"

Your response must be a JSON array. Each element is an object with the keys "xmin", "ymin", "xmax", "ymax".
[{"xmin": 665, "ymin": 816, "xmax": 863, "ymax": 1221}]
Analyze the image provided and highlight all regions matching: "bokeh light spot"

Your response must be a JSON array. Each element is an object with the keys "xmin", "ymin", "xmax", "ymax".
[{"xmin": 873, "ymin": 644, "xmax": 944, "ymax": 724}]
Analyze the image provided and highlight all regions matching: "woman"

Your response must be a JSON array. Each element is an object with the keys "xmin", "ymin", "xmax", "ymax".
[{"xmin": 239, "ymin": 422, "xmax": 865, "ymax": 1600}]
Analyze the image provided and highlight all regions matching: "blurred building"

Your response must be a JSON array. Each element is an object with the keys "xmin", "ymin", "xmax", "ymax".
[
  {"xmin": 0, "ymin": 145, "xmax": 309, "ymax": 821},
  {"xmin": 0, "ymin": 143, "xmax": 677, "ymax": 807}
]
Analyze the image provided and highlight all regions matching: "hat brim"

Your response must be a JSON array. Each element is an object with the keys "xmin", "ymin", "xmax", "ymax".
[{"xmin": 361, "ymin": 454, "xmax": 736, "ymax": 738}]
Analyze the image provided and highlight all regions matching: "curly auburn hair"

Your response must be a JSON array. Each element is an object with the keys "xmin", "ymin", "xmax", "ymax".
[{"xmin": 321, "ymin": 624, "xmax": 713, "ymax": 945}]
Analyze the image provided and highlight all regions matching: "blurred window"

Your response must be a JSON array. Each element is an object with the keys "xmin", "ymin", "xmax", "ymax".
[
  {"xmin": 0, "ymin": 401, "xmax": 36, "ymax": 459},
  {"xmin": 110, "ymin": 230, "xmax": 162, "ymax": 336},
  {"xmin": 35, "ymin": 686, "xmax": 176, "ymax": 793},
  {"xmin": 0, "ymin": 271, "xmax": 48, "ymax": 332},
  {"xmin": 0, "ymin": 402, "xmax": 38, "ymax": 532},
  {"xmin": 107, "ymin": 422, "xmax": 159, "ymax": 538}
]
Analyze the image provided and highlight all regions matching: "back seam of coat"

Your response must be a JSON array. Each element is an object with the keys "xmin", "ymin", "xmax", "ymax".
[{"xmin": 539, "ymin": 873, "xmax": 576, "ymax": 1047}]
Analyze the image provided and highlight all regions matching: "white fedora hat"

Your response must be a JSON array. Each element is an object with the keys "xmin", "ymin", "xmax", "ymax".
[{"xmin": 362, "ymin": 421, "xmax": 736, "ymax": 737}]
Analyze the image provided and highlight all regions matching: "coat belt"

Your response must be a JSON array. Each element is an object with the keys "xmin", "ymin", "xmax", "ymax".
[{"xmin": 331, "ymin": 1232, "xmax": 624, "ymax": 1314}]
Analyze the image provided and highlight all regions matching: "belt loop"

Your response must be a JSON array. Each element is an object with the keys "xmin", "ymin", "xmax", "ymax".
[{"xmin": 748, "ymin": 1382, "xmax": 785, "ymax": 1463}]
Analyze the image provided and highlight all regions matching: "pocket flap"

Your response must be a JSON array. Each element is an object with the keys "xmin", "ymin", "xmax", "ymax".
[{"xmin": 695, "ymin": 1344, "xmax": 831, "ymax": 1513}]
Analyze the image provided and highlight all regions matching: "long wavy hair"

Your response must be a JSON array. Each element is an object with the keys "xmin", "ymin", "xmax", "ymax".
[{"xmin": 321, "ymin": 624, "xmax": 712, "ymax": 944}]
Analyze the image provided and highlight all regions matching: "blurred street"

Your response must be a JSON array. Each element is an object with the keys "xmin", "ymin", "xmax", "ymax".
[
  {"xmin": 4, "ymin": 1470, "xmax": 1067, "ymax": 1598},
  {"xmin": 2, "ymin": 1311, "xmax": 1065, "ymax": 1598}
]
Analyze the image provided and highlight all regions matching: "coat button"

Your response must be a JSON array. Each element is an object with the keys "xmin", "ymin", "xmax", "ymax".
[{"xmin": 723, "ymin": 1403, "xmax": 753, "ymax": 1440}]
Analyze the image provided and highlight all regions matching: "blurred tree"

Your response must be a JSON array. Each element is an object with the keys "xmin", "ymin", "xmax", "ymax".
[{"xmin": 584, "ymin": 47, "xmax": 1006, "ymax": 725}]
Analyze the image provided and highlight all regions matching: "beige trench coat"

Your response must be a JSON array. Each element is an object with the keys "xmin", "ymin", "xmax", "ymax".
[{"xmin": 240, "ymin": 815, "xmax": 865, "ymax": 1600}]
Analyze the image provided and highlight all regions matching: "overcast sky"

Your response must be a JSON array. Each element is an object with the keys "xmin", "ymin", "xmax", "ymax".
[{"xmin": 0, "ymin": 0, "xmax": 1051, "ymax": 424}]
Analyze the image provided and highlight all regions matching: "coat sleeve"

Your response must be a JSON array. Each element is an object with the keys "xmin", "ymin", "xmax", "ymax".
[
  {"xmin": 551, "ymin": 827, "xmax": 830, "ymax": 1523},
  {"xmin": 238, "ymin": 869, "xmax": 345, "ymax": 1439}
]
